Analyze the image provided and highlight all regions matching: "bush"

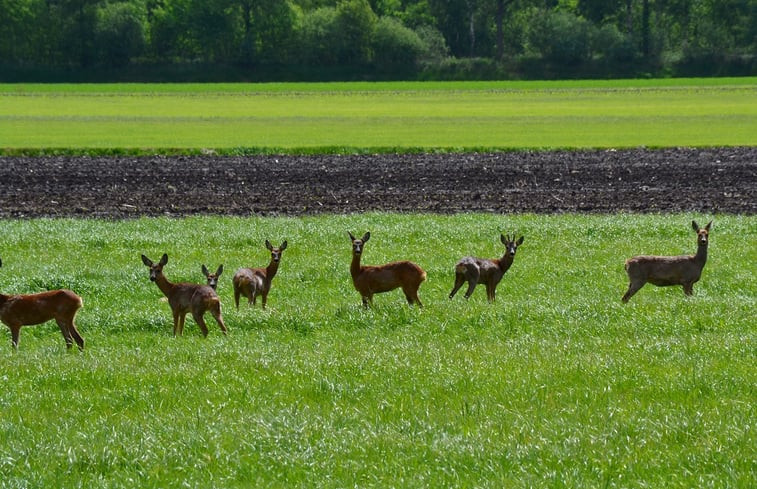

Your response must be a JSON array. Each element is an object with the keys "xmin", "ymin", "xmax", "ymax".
[
  {"xmin": 527, "ymin": 10, "xmax": 593, "ymax": 66},
  {"xmin": 96, "ymin": 2, "xmax": 147, "ymax": 67},
  {"xmin": 371, "ymin": 17, "xmax": 425, "ymax": 74}
]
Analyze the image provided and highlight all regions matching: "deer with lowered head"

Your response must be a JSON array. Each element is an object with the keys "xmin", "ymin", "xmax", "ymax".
[
  {"xmin": 202, "ymin": 264, "xmax": 223, "ymax": 290},
  {"xmin": 348, "ymin": 231, "xmax": 426, "ymax": 308},
  {"xmin": 622, "ymin": 220, "xmax": 712, "ymax": 303},
  {"xmin": 141, "ymin": 253, "xmax": 227, "ymax": 337},
  {"xmin": 0, "ymin": 258, "xmax": 85, "ymax": 351},
  {"xmin": 232, "ymin": 240, "xmax": 287, "ymax": 310},
  {"xmin": 449, "ymin": 233, "xmax": 524, "ymax": 302}
]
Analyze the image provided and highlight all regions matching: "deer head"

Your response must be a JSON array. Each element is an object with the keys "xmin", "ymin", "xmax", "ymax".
[
  {"xmin": 141, "ymin": 253, "xmax": 168, "ymax": 281},
  {"xmin": 692, "ymin": 220, "xmax": 712, "ymax": 246},
  {"xmin": 202, "ymin": 264, "xmax": 224, "ymax": 290},
  {"xmin": 348, "ymin": 231, "xmax": 371, "ymax": 255},
  {"xmin": 501, "ymin": 234, "xmax": 524, "ymax": 256}
]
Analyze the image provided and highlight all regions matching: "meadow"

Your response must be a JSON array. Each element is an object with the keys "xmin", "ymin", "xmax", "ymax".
[
  {"xmin": 0, "ymin": 213, "xmax": 755, "ymax": 488},
  {"xmin": 2, "ymin": 78, "xmax": 757, "ymax": 152}
]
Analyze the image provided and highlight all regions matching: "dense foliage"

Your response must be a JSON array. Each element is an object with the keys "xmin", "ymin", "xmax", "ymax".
[{"xmin": 1, "ymin": 0, "xmax": 756, "ymax": 80}]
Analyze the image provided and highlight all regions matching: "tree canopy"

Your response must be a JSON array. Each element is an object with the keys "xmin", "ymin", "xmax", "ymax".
[{"xmin": 1, "ymin": 0, "xmax": 755, "ymax": 80}]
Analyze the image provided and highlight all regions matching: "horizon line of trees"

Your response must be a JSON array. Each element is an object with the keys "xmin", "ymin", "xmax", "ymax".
[{"xmin": 1, "ymin": 0, "xmax": 755, "ymax": 81}]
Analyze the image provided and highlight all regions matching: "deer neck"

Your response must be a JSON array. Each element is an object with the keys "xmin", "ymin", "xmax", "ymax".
[
  {"xmin": 265, "ymin": 259, "xmax": 280, "ymax": 282},
  {"xmin": 155, "ymin": 272, "xmax": 177, "ymax": 298},
  {"xmin": 498, "ymin": 253, "xmax": 514, "ymax": 273},
  {"xmin": 694, "ymin": 242, "xmax": 708, "ymax": 266},
  {"xmin": 351, "ymin": 252, "xmax": 362, "ymax": 278}
]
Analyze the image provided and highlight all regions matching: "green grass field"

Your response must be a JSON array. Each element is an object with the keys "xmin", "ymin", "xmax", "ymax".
[
  {"xmin": 0, "ymin": 214, "xmax": 754, "ymax": 488},
  {"xmin": 2, "ymin": 78, "xmax": 756, "ymax": 152}
]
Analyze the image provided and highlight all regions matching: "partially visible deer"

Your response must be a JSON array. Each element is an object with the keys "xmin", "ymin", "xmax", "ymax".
[
  {"xmin": 202, "ymin": 264, "xmax": 223, "ymax": 291},
  {"xmin": 0, "ymin": 258, "xmax": 84, "ymax": 350},
  {"xmin": 449, "ymin": 234, "xmax": 524, "ymax": 302},
  {"xmin": 232, "ymin": 240, "xmax": 287, "ymax": 310},
  {"xmin": 141, "ymin": 253, "xmax": 227, "ymax": 337},
  {"xmin": 348, "ymin": 231, "xmax": 426, "ymax": 308},
  {"xmin": 622, "ymin": 220, "xmax": 712, "ymax": 303}
]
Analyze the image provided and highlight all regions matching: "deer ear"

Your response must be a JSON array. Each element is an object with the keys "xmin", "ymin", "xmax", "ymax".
[
  {"xmin": 216, "ymin": 264, "xmax": 224, "ymax": 276},
  {"xmin": 705, "ymin": 221, "xmax": 712, "ymax": 231},
  {"xmin": 141, "ymin": 254, "xmax": 153, "ymax": 267},
  {"xmin": 0, "ymin": 257, "xmax": 3, "ymax": 268},
  {"xmin": 280, "ymin": 241, "xmax": 288, "ymax": 251},
  {"xmin": 202, "ymin": 264, "xmax": 209, "ymax": 276},
  {"xmin": 501, "ymin": 234, "xmax": 507, "ymax": 244},
  {"xmin": 159, "ymin": 254, "xmax": 168, "ymax": 266},
  {"xmin": 348, "ymin": 231, "xmax": 356, "ymax": 241},
  {"xmin": 265, "ymin": 240, "xmax": 273, "ymax": 251},
  {"xmin": 517, "ymin": 236, "xmax": 524, "ymax": 245},
  {"xmin": 692, "ymin": 220, "xmax": 699, "ymax": 231},
  {"xmin": 362, "ymin": 232, "xmax": 371, "ymax": 242}
]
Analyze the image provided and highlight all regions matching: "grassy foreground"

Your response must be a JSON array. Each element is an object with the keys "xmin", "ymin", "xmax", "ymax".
[
  {"xmin": 0, "ymin": 213, "xmax": 754, "ymax": 488},
  {"xmin": 2, "ymin": 78, "xmax": 756, "ymax": 152}
]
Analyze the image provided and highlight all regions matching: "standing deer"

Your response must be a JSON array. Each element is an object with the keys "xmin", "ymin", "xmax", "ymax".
[
  {"xmin": 0, "ymin": 258, "xmax": 84, "ymax": 350},
  {"xmin": 141, "ymin": 253, "xmax": 227, "ymax": 337},
  {"xmin": 202, "ymin": 264, "xmax": 223, "ymax": 291},
  {"xmin": 232, "ymin": 240, "xmax": 287, "ymax": 310},
  {"xmin": 449, "ymin": 234, "xmax": 524, "ymax": 302},
  {"xmin": 622, "ymin": 220, "xmax": 712, "ymax": 303},
  {"xmin": 348, "ymin": 231, "xmax": 426, "ymax": 308}
]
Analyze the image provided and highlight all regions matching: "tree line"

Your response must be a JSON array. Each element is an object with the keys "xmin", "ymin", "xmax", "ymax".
[{"xmin": 1, "ymin": 0, "xmax": 755, "ymax": 81}]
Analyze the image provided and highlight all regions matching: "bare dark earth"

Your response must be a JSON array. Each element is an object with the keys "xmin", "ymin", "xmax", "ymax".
[{"xmin": 1, "ymin": 148, "xmax": 755, "ymax": 218}]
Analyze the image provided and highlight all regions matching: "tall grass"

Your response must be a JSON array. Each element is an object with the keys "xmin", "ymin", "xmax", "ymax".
[
  {"xmin": 0, "ymin": 213, "xmax": 754, "ymax": 488},
  {"xmin": 2, "ymin": 79, "xmax": 756, "ymax": 151}
]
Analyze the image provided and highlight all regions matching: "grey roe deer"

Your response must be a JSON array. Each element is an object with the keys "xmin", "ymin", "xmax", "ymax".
[
  {"xmin": 202, "ymin": 264, "xmax": 223, "ymax": 290},
  {"xmin": 0, "ymin": 258, "xmax": 84, "ymax": 351},
  {"xmin": 622, "ymin": 220, "xmax": 712, "ymax": 303},
  {"xmin": 141, "ymin": 253, "xmax": 227, "ymax": 337},
  {"xmin": 449, "ymin": 234, "xmax": 524, "ymax": 302},
  {"xmin": 348, "ymin": 232, "xmax": 426, "ymax": 308},
  {"xmin": 232, "ymin": 240, "xmax": 287, "ymax": 310}
]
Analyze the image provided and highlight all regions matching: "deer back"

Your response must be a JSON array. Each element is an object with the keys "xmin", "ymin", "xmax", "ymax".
[{"xmin": 0, "ymin": 290, "xmax": 82, "ymax": 326}]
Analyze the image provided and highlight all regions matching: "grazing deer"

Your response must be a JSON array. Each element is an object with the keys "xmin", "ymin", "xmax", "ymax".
[
  {"xmin": 0, "ymin": 258, "xmax": 84, "ymax": 350},
  {"xmin": 232, "ymin": 240, "xmax": 287, "ymax": 310},
  {"xmin": 449, "ymin": 234, "xmax": 524, "ymax": 302},
  {"xmin": 622, "ymin": 220, "xmax": 712, "ymax": 303},
  {"xmin": 348, "ymin": 231, "xmax": 426, "ymax": 308},
  {"xmin": 202, "ymin": 264, "xmax": 223, "ymax": 291},
  {"xmin": 141, "ymin": 253, "xmax": 227, "ymax": 337}
]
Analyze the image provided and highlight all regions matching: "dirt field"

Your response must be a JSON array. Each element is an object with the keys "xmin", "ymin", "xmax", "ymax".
[{"xmin": 1, "ymin": 147, "xmax": 754, "ymax": 218}]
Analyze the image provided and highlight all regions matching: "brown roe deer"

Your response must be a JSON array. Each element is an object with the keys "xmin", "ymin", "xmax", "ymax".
[
  {"xmin": 449, "ymin": 234, "xmax": 524, "ymax": 302},
  {"xmin": 622, "ymin": 220, "xmax": 712, "ymax": 303},
  {"xmin": 348, "ymin": 232, "xmax": 426, "ymax": 308},
  {"xmin": 0, "ymin": 258, "xmax": 84, "ymax": 351},
  {"xmin": 202, "ymin": 264, "xmax": 223, "ymax": 290},
  {"xmin": 141, "ymin": 253, "xmax": 227, "ymax": 337},
  {"xmin": 232, "ymin": 240, "xmax": 287, "ymax": 310}
]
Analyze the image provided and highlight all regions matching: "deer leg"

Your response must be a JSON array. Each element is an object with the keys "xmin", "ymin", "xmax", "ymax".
[
  {"xmin": 192, "ymin": 311, "xmax": 210, "ymax": 338},
  {"xmin": 622, "ymin": 280, "xmax": 645, "ymax": 303},
  {"xmin": 683, "ymin": 283, "xmax": 694, "ymax": 296},
  {"xmin": 233, "ymin": 285, "xmax": 241, "ymax": 310},
  {"xmin": 172, "ymin": 312, "xmax": 180, "ymax": 336},
  {"xmin": 486, "ymin": 283, "xmax": 496, "ymax": 303},
  {"xmin": 176, "ymin": 312, "xmax": 187, "ymax": 337},
  {"xmin": 210, "ymin": 303, "xmax": 227, "ymax": 335},
  {"xmin": 261, "ymin": 291, "xmax": 268, "ymax": 310},
  {"xmin": 69, "ymin": 321, "xmax": 85, "ymax": 351},
  {"xmin": 9, "ymin": 323, "xmax": 21, "ymax": 350},
  {"xmin": 362, "ymin": 295, "xmax": 372, "ymax": 308},
  {"xmin": 55, "ymin": 318, "xmax": 74, "ymax": 349},
  {"xmin": 449, "ymin": 273, "xmax": 466, "ymax": 299}
]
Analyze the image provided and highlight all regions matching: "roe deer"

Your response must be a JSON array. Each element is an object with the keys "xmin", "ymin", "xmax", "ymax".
[
  {"xmin": 0, "ymin": 258, "xmax": 84, "ymax": 350},
  {"xmin": 348, "ymin": 231, "xmax": 426, "ymax": 308},
  {"xmin": 232, "ymin": 240, "xmax": 287, "ymax": 310},
  {"xmin": 622, "ymin": 220, "xmax": 712, "ymax": 303},
  {"xmin": 141, "ymin": 253, "xmax": 227, "ymax": 337},
  {"xmin": 202, "ymin": 264, "xmax": 223, "ymax": 290},
  {"xmin": 449, "ymin": 234, "xmax": 524, "ymax": 302}
]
